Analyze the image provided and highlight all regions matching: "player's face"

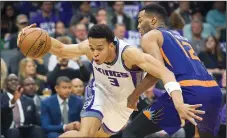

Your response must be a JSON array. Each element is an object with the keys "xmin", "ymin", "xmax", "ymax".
[
  {"xmin": 55, "ymin": 82, "xmax": 72, "ymax": 100},
  {"xmin": 137, "ymin": 10, "xmax": 154, "ymax": 36},
  {"xmin": 89, "ymin": 38, "xmax": 113, "ymax": 65}
]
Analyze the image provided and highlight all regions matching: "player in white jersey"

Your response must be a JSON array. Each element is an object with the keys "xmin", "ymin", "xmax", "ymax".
[{"xmin": 18, "ymin": 24, "xmax": 203, "ymax": 137}]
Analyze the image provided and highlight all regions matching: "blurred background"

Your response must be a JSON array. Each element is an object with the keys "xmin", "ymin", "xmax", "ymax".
[{"xmin": 0, "ymin": 1, "xmax": 226, "ymax": 138}]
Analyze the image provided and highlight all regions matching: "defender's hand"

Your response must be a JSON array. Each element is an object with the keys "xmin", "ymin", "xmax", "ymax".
[
  {"xmin": 127, "ymin": 93, "xmax": 139, "ymax": 111},
  {"xmin": 176, "ymin": 104, "xmax": 205, "ymax": 127}
]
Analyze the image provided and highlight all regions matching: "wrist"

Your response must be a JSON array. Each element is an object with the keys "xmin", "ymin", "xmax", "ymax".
[
  {"xmin": 170, "ymin": 91, "xmax": 184, "ymax": 109},
  {"xmin": 164, "ymin": 82, "xmax": 182, "ymax": 96}
]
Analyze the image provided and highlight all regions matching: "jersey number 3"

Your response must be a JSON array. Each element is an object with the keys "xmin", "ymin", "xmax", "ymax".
[
  {"xmin": 176, "ymin": 39, "xmax": 200, "ymax": 61},
  {"xmin": 108, "ymin": 77, "xmax": 119, "ymax": 87}
]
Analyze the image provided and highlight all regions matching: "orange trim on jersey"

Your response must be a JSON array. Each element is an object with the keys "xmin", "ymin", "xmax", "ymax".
[
  {"xmin": 160, "ymin": 48, "xmax": 172, "ymax": 67},
  {"xmin": 175, "ymin": 39, "xmax": 189, "ymax": 58},
  {"xmin": 179, "ymin": 80, "xmax": 218, "ymax": 87}
]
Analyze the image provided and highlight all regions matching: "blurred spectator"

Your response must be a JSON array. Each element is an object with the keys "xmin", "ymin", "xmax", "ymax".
[
  {"xmin": 183, "ymin": 9, "xmax": 217, "ymax": 43},
  {"xmin": 114, "ymin": 24, "xmax": 126, "ymax": 40},
  {"xmin": 170, "ymin": 1, "xmax": 191, "ymax": 30},
  {"xmin": 14, "ymin": 2, "xmax": 40, "ymax": 19},
  {"xmin": 71, "ymin": 78, "xmax": 85, "ymax": 100},
  {"xmin": 52, "ymin": 21, "xmax": 67, "ymax": 38},
  {"xmin": 19, "ymin": 58, "xmax": 47, "ymax": 95},
  {"xmin": 1, "ymin": 92, "xmax": 13, "ymax": 136},
  {"xmin": 1, "ymin": 58, "xmax": 8, "ymax": 92},
  {"xmin": 1, "ymin": 3, "xmax": 18, "ymax": 35},
  {"xmin": 71, "ymin": 23, "xmax": 88, "ymax": 44},
  {"xmin": 206, "ymin": 1, "xmax": 226, "ymax": 29},
  {"xmin": 22, "ymin": 77, "xmax": 42, "ymax": 115},
  {"xmin": 30, "ymin": 1, "xmax": 59, "ymax": 35},
  {"xmin": 1, "ymin": 74, "xmax": 45, "ymax": 138},
  {"xmin": 55, "ymin": 2, "xmax": 73, "ymax": 27},
  {"xmin": 9, "ymin": 14, "xmax": 29, "ymax": 50},
  {"xmin": 222, "ymin": 71, "xmax": 226, "ymax": 88},
  {"xmin": 48, "ymin": 36, "xmax": 91, "ymax": 73},
  {"xmin": 96, "ymin": 8, "xmax": 108, "ymax": 25},
  {"xmin": 188, "ymin": 19, "xmax": 206, "ymax": 54},
  {"xmin": 111, "ymin": 1, "xmax": 132, "ymax": 30},
  {"xmin": 41, "ymin": 76, "xmax": 82, "ymax": 138},
  {"xmin": 198, "ymin": 36, "xmax": 226, "ymax": 76},
  {"xmin": 47, "ymin": 57, "xmax": 90, "ymax": 94},
  {"xmin": 70, "ymin": 2, "xmax": 96, "ymax": 29},
  {"xmin": 8, "ymin": 51, "xmax": 25, "ymax": 75}
]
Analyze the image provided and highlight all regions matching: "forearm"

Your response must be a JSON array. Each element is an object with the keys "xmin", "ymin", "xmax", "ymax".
[
  {"xmin": 132, "ymin": 74, "xmax": 158, "ymax": 97},
  {"xmin": 49, "ymin": 37, "xmax": 80, "ymax": 58}
]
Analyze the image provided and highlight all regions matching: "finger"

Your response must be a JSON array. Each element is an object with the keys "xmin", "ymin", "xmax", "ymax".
[
  {"xmin": 189, "ymin": 104, "xmax": 202, "ymax": 109},
  {"xmin": 188, "ymin": 117, "xmax": 197, "ymax": 126},
  {"xmin": 189, "ymin": 109, "xmax": 205, "ymax": 114},
  {"xmin": 180, "ymin": 117, "xmax": 185, "ymax": 127},
  {"xmin": 188, "ymin": 112, "xmax": 203, "ymax": 121},
  {"xmin": 22, "ymin": 23, "xmax": 37, "ymax": 34}
]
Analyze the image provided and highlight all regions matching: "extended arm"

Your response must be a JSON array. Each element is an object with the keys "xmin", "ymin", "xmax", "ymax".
[
  {"xmin": 49, "ymin": 38, "xmax": 92, "ymax": 60},
  {"xmin": 123, "ymin": 47, "xmax": 184, "ymax": 108},
  {"xmin": 17, "ymin": 24, "xmax": 92, "ymax": 60}
]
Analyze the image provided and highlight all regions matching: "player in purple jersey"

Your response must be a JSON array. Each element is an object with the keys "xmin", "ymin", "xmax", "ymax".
[{"xmin": 124, "ymin": 4, "xmax": 222, "ymax": 138}]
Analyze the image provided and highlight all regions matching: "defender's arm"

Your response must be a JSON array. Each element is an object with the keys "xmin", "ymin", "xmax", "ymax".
[{"xmin": 123, "ymin": 47, "xmax": 184, "ymax": 108}]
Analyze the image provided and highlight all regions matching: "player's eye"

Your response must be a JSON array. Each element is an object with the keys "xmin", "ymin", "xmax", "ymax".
[
  {"xmin": 90, "ymin": 48, "xmax": 94, "ymax": 51},
  {"xmin": 97, "ymin": 48, "xmax": 103, "ymax": 51}
]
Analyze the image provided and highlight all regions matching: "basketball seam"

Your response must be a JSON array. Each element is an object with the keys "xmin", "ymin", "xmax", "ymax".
[
  {"xmin": 36, "ymin": 30, "xmax": 47, "ymax": 58},
  {"xmin": 19, "ymin": 30, "xmax": 39, "ymax": 48},
  {"xmin": 25, "ymin": 30, "xmax": 43, "ymax": 56}
]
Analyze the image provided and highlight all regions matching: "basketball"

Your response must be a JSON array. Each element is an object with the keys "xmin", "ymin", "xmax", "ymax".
[{"xmin": 18, "ymin": 28, "xmax": 51, "ymax": 58}]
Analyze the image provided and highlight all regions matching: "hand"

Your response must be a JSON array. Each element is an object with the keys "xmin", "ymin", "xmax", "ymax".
[
  {"xmin": 175, "ymin": 104, "xmax": 205, "ymax": 127},
  {"xmin": 73, "ymin": 121, "xmax": 80, "ymax": 131},
  {"xmin": 17, "ymin": 23, "xmax": 37, "ymax": 46},
  {"xmin": 59, "ymin": 130, "xmax": 79, "ymax": 138},
  {"xmin": 11, "ymin": 86, "xmax": 24, "ymax": 104},
  {"xmin": 65, "ymin": 121, "xmax": 80, "ymax": 131},
  {"xmin": 127, "ymin": 93, "xmax": 139, "ymax": 111},
  {"xmin": 72, "ymin": 57, "xmax": 83, "ymax": 66}
]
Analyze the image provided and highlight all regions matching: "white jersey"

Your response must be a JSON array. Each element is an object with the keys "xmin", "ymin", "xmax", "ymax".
[
  {"xmin": 81, "ymin": 38, "xmax": 144, "ymax": 134},
  {"xmin": 92, "ymin": 38, "xmax": 144, "ymax": 104}
]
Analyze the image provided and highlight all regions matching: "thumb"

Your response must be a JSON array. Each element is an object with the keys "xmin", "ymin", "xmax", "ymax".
[{"xmin": 180, "ymin": 118, "xmax": 185, "ymax": 127}]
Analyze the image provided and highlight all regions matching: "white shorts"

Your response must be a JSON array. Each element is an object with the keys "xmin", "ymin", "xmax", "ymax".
[{"xmin": 80, "ymin": 81, "xmax": 133, "ymax": 135}]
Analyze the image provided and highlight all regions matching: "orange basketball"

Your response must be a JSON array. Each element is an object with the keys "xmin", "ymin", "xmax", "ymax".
[{"xmin": 18, "ymin": 28, "xmax": 51, "ymax": 58}]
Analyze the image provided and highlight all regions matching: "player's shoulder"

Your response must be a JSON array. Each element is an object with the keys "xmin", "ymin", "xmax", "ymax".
[
  {"xmin": 142, "ymin": 30, "xmax": 163, "ymax": 41},
  {"xmin": 122, "ymin": 46, "xmax": 142, "ymax": 58}
]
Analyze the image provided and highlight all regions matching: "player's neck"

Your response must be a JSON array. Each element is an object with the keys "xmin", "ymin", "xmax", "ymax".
[
  {"xmin": 156, "ymin": 23, "xmax": 166, "ymax": 29},
  {"xmin": 106, "ymin": 47, "xmax": 117, "ymax": 64}
]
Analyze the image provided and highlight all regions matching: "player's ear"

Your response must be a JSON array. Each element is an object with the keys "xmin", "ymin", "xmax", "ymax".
[
  {"xmin": 110, "ymin": 42, "xmax": 115, "ymax": 48},
  {"xmin": 151, "ymin": 17, "xmax": 157, "ymax": 25}
]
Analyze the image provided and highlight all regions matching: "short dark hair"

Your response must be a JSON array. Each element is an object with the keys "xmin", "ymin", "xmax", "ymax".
[
  {"xmin": 140, "ymin": 3, "xmax": 167, "ymax": 22},
  {"xmin": 88, "ymin": 24, "xmax": 115, "ymax": 43},
  {"xmin": 56, "ymin": 76, "xmax": 71, "ymax": 86}
]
